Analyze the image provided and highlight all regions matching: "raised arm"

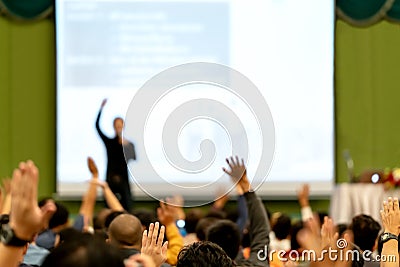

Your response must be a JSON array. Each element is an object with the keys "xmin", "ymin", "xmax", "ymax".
[
  {"xmin": 297, "ymin": 184, "xmax": 313, "ymax": 222},
  {"xmin": 0, "ymin": 178, "xmax": 11, "ymax": 215},
  {"xmin": 95, "ymin": 98, "xmax": 108, "ymax": 142},
  {"xmin": 74, "ymin": 157, "xmax": 100, "ymax": 232},
  {"xmin": 93, "ymin": 180, "xmax": 125, "ymax": 212},
  {"xmin": 223, "ymin": 156, "xmax": 270, "ymax": 266},
  {"xmin": 380, "ymin": 197, "xmax": 400, "ymax": 267},
  {"xmin": 0, "ymin": 161, "xmax": 56, "ymax": 267},
  {"xmin": 157, "ymin": 200, "xmax": 184, "ymax": 266}
]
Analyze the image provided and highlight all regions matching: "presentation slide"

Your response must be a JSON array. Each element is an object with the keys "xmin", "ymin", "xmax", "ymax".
[{"xmin": 56, "ymin": 0, "xmax": 334, "ymax": 199}]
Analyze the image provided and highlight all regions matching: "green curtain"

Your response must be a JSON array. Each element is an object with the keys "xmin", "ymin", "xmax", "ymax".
[{"xmin": 337, "ymin": 0, "xmax": 400, "ymax": 26}]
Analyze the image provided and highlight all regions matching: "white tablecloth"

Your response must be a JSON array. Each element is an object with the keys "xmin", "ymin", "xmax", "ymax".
[{"xmin": 330, "ymin": 183, "xmax": 400, "ymax": 224}]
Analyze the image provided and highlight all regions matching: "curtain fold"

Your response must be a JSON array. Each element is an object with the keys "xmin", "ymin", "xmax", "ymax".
[
  {"xmin": 0, "ymin": 0, "xmax": 53, "ymax": 21},
  {"xmin": 337, "ymin": 0, "xmax": 400, "ymax": 26}
]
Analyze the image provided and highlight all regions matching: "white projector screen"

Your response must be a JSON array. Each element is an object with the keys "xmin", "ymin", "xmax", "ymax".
[{"xmin": 56, "ymin": 0, "xmax": 334, "ymax": 200}]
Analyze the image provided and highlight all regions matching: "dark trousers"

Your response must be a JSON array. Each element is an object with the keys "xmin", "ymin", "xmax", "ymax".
[{"xmin": 107, "ymin": 174, "xmax": 133, "ymax": 212}]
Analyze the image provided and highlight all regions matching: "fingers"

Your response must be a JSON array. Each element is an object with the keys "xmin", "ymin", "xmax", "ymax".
[
  {"xmin": 380, "ymin": 209, "xmax": 385, "ymax": 223},
  {"xmin": 157, "ymin": 225, "xmax": 165, "ymax": 248},
  {"xmin": 146, "ymin": 223, "xmax": 154, "ymax": 247},
  {"xmin": 41, "ymin": 202, "xmax": 57, "ymax": 228},
  {"xmin": 151, "ymin": 222, "xmax": 159, "ymax": 246},
  {"xmin": 162, "ymin": 241, "xmax": 168, "ymax": 254},
  {"xmin": 142, "ymin": 229, "xmax": 148, "ymax": 251},
  {"xmin": 11, "ymin": 168, "xmax": 22, "ymax": 199},
  {"xmin": 394, "ymin": 197, "xmax": 399, "ymax": 212},
  {"xmin": 225, "ymin": 158, "xmax": 234, "ymax": 170},
  {"xmin": 383, "ymin": 200, "xmax": 389, "ymax": 214},
  {"xmin": 388, "ymin": 197, "xmax": 394, "ymax": 211},
  {"xmin": 235, "ymin": 155, "xmax": 240, "ymax": 166}
]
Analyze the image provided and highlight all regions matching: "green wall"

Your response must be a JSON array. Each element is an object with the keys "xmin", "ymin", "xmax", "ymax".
[
  {"xmin": 335, "ymin": 20, "xmax": 400, "ymax": 182},
  {"xmin": 1, "ymin": 16, "xmax": 400, "ymax": 214},
  {"xmin": 0, "ymin": 17, "xmax": 56, "ymax": 198}
]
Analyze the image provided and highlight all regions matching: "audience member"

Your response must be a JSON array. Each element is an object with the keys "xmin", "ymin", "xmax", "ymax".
[
  {"xmin": 177, "ymin": 241, "xmax": 235, "ymax": 267},
  {"xmin": 380, "ymin": 197, "xmax": 400, "ymax": 267},
  {"xmin": 183, "ymin": 209, "xmax": 204, "ymax": 245},
  {"xmin": 270, "ymin": 213, "xmax": 291, "ymax": 252},
  {"xmin": 108, "ymin": 214, "xmax": 143, "ymax": 259},
  {"xmin": 207, "ymin": 156, "xmax": 270, "ymax": 266}
]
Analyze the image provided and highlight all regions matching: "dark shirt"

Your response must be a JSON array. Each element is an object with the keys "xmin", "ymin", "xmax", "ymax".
[
  {"xmin": 235, "ymin": 191, "xmax": 270, "ymax": 267},
  {"xmin": 95, "ymin": 110, "xmax": 136, "ymax": 183}
]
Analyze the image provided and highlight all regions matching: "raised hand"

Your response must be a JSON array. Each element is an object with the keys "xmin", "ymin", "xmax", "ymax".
[
  {"xmin": 141, "ymin": 222, "xmax": 168, "ymax": 267},
  {"xmin": 9, "ymin": 160, "xmax": 56, "ymax": 240},
  {"xmin": 297, "ymin": 184, "xmax": 310, "ymax": 208},
  {"xmin": 320, "ymin": 216, "xmax": 339, "ymax": 249},
  {"xmin": 222, "ymin": 156, "xmax": 251, "ymax": 193},
  {"xmin": 380, "ymin": 197, "xmax": 400, "ymax": 235},
  {"xmin": 2, "ymin": 178, "xmax": 11, "ymax": 195},
  {"xmin": 157, "ymin": 200, "xmax": 177, "ymax": 226},
  {"xmin": 87, "ymin": 157, "xmax": 99, "ymax": 178},
  {"xmin": 165, "ymin": 195, "xmax": 185, "ymax": 220},
  {"xmin": 100, "ymin": 98, "xmax": 107, "ymax": 109}
]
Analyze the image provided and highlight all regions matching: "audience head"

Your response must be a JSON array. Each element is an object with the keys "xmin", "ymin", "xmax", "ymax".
[
  {"xmin": 205, "ymin": 210, "xmax": 226, "ymax": 220},
  {"xmin": 104, "ymin": 211, "xmax": 127, "ymax": 230},
  {"xmin": 206, "ymin": 219, "xmax": 241, "ymax": 260},
  {"xmin": 185, "ymin": 209, "xmax": 205, "ymax": 234},
  {"xmin": 48, "ymin": 202, "xmax": 70, "ymax": 230},
  {"xmin": 41, "ymin": 234, "xmax": 124, "ymax": 267},
  {"xmin": 133, "ymin": 209, "xmax": 157, "ymax": 231},
  {"xmin": 290, "ymin": 220, "xmax": 303, "ymax": 251},
  {"xmin": 93, "ymin": 208, "xmax": 112, "ymax": 230},
  {"xmin": 177, "ymin": 241, "xmax": 235, "ymax": 267},
  {"xmin": 108, "ymin": 214, "xmax": 142, "ymax": 249},
  {"xmin": 349, "ymin": 214, "xmax": 381, "ymax": 251},
  {"xmin": 336, "ymin": 223, "xmax": 348, "ymax": 238},
  {"xmin": 38, "ymin": 199, "xmax": 69, "ymax": 230},
  {"xmin": 195, "ymin": 217, "xmax": 220, "ymax": 241},
  {"xmin": 272, "ymin": 213, "xmax": 291, "ymax": 240}
]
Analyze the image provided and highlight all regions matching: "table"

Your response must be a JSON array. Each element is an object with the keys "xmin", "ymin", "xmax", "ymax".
[{"xmin": 330, "ymin": 183, "xmax": 400, "ymax": 224}]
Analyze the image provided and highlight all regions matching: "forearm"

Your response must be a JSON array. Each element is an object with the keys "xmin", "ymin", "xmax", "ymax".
[
  {"xmin": 0, "ymin": 244, "xmax": 24, "ymax": 267},
  {"xmin": 381, "ymin": 240, "xmax": 399, "ymax": 267},
  {"xmin": 103, "ymin": 184, "xmax": 124, "ymax": 211},
  {"xmin": 79, "ymin": 179, "xmax": 98, "ymax": 224},
  {"xmin": 165, "ymin": 223, "xmax": 183, "ymax": 266},
  {"xmin": 236, "ymin": 194, "xmax": 248, "ymax": 235},
  {"xmin": 1, "ymin": 194, "xmax": 11, "ymax": 214},
  {"xmin": 244, "ymin": 191, "xmax": 270, "ymax": 264},
  {"xmin": 95, "ymin": 109, "xmax": 107, "ymax": 140}
]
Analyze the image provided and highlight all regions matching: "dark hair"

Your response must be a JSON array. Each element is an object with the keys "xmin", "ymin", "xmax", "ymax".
[
  {"xmin": 177, "ymin": 241, "xmax": 235, "ymax": 267},
  {"xmin": 206, "ymin": 220, "xmax": 240, "ymax": 260},
  {"xmin": 38, "ymin": 197, "xmax": 53, "ymax": 208},
  {"xmin": 48, "ymin": 202, "xmax": 69, "ymax": 229},
  {"xmin": 290, "ymin": 220, "xmax": 303, "ymax": 251},
  {"xmin": 59, "ymin": 228, "xmax": 85, "ymax": 244},
  {"xmin": 336, "ymin": 223, "xmax": 348, "ymax": 238},
  {"xmin": 185, "ymin": 209, "xmax": 204, "ymax": 234},
  {"xmin": 113, "ymin": 117, "xmax": 123, "ymax": 126},
  {"xmin": 42, "ymin": 234, "xmax": 124, "ymax": 267},
  {"xmin": 133, "ymin": 209, "xmax": 157, "ymax": 230},
  {"xmin": 195, "ymin": 217, "xmax": 219, "ymax": 241},
  {"xmin": 349, "ymin": 214, "xmax": 381, "ymax": 251},
  {"xmin": 272, "ymin": 213, "xmax": 291, "ymax": 240}
]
